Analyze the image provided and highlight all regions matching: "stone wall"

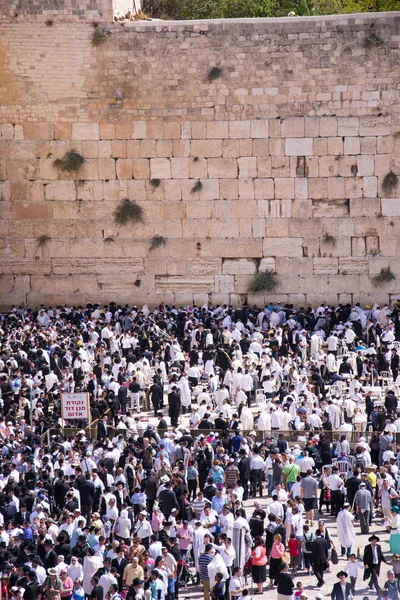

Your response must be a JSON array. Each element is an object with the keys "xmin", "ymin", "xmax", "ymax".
[{"xmin": 0, "ymin": 10, "xmax": 400, "ymax": 308}]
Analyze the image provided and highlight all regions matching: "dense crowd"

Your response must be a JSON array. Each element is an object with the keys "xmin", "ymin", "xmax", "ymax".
[{"xmin": 1, "ymin": 300, "xmax": 400, "ymax": 600}]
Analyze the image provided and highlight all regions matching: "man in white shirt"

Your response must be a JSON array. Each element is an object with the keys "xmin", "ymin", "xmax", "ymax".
[{"xmin": 327, "ymin": 466, "xmax": 344, "ymax": 517}]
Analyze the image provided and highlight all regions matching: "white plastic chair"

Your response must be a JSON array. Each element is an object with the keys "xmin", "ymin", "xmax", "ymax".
[
  {"xmin": 255, "ymin": 390, "xmax": 266, "ymax": 407},
  {"xmin": 380, "ymin": 371, "xmax": 392, "ymax": 388},
  {"xmin": 336, "ymin": 460, "xmax": 351, "ymax": 478}
]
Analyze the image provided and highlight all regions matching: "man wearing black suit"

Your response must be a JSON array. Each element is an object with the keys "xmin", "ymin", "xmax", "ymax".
[
  {"xmin": 97, "ymin": 415, "xmax": 109, "ymax": 441},
  {"xmin": 158, "ymin": 483, "xmax": 180, "ymax": 519},
  {"xmin": 24, "ymin": 571, "xmax": 38, "ymax": 600},
  {"xmin": 168, "ymin": 387, "xmax": 181, "ymax": 427},
  {"xmin": 43, "ymin": 541, "xmax": 58, "ymax": 570},
  {"xmin": 312, "ymin": 530, "xmax": 329, "ymax": 587},
  {"xmin": 111, "ymin": 548, "xmax": 128, "ymax": 590},
  {"xmin": 391, "ymin": 349, "xmax": 400, "ymax": 382},
  {"xmin": 79, "ymin": 473, "xmax": 95, "ymax": 523},
  {"xmin": 157, "ymin": 413, "xmax": 168, "ymax": 434},
  {"xmin": 238, "ymin": 449, "xmax": 251, "ymax": 501},
  {"xmin": 331, "ymin": 571, "xmax": 352, "ymax": 600},
  {"xmin": 118, "ymin": 384, "xmax": 129, "ymax": 415},
  {"xmin": 363, "ymin": 534, "xmax": 388, "ymax": 593}
]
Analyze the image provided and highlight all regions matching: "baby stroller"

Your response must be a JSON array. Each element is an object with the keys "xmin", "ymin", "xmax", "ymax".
[{"xmin": 177, "ymin": 548, "xmax": 197, "ymax": 587}]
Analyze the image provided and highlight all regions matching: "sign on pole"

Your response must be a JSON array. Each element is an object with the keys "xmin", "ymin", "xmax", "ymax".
[{"xmin": 62, "ymin": 393, "xmax": 90, "ymax": 420}]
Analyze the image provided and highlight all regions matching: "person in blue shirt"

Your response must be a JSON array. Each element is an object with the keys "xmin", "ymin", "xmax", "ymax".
[
  {"xmin": 211, "ymin": 489, "xmax": 227, "ymax": 515},
  {"xmin": 211, "ymin": 572, "xmax": 225, "ymax": 600}
]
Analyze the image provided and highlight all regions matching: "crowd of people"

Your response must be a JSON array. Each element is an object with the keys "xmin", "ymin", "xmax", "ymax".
[{"xmin": 0, "ymin": 300, "xmax": 400, "ymax": 600}]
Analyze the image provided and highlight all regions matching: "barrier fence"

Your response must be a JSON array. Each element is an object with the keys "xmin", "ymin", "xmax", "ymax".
[{"xmin": 41, "ymin": 425, "xmax": 385, "ymax": 448}]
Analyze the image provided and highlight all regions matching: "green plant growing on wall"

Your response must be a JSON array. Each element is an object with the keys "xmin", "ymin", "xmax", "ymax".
[
  {"xmin": 323, "ymin": 233, "xmax": 336, "ymax": 246},
  {"xmin": 114, "ymin": 199, "xmax": 145, "ymax": 225},
  {"xmin": 92, "ymin": 27, "xmax": 109, "ymax": 46},
  {"xmin": 371, "ymin": 267, "xmax": 395, "ymax": 286},
  {"xmin": 248, "ymin": 270, "xmax": 277, "ymax": 293},
  {"xmin": 191, "ymin": 180, "xmax": 203, "ymax": 194},
  {"xmin": 53, "ymin": 150, "xmax": 85, "ymax": 172},
  {"xmin": 149, "ymin": 235, "xmax": 166, "ymax": 252},
  {"xmin": 36, "ymin": 235, "xmax": 51, "ymax": 248},
  {"xmin": 207, "ymin": 67, "xmax": 223, "ymax": 82},
  {"xmin": 364, "ymin": 33, "xmax": 384, "ymax": 48},
  {"xmin": 104, "ymin": 237, "xmax": 115, "ymax": 243},
  {"xmin": 134, "ymin": 279, "xmax": 141, "ymax": 287},
  {"xmin": 382, "ymin": 171, "xmax": 398, "ymax": 194},
  {"xmin": 149, "ymin": 179, "xmax": 161, "ymax": 188}
]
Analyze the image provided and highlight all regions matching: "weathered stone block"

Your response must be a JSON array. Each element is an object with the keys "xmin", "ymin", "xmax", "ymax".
[
  {"xmin": 208, "ymin": 159, "xmax": 238, "ymax": 179},
  {"xmin": 285, "ymin": 138, "xmax": 313, "ymax": 156},
  {"xmin": 281, "ymin": 117, "xmax": 304, "ymax": 138},
  {"xmin": 72, "ymin": 123, "xmax": 99, "ymax": 141},
  {"xmin": 150, "ymin": 158, "xmax": 171, "ymax": 179},
  {"xmin": 263, "ymin": 237, "xmax": 303, "ymax": 257},
  {"xmin": 229, "ymin": 121, "xmax": 251, "ymax": 139}
]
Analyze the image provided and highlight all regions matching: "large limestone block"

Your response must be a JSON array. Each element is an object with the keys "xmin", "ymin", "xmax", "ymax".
[
  {"xmin": 308, "ymin": 178, "xmax": 327, "ymax": 199},
  {"xmin": 188, "ymin": 259, "xmax": 221, "ymax": 276},
  {"xmin": 275, "ymin": 257, "xmax": 313, "ymax": 276},
  {"xmin": 222, "ymin": 259, "xmax": 257, "ymax": 275},
  {"xmin": 239, "ymin": 179, "xmax": 255, "ymax": 200},
  {"xmin": 31, "ymin": 275, "xmax": 98, "ymax": 295},
  {"xmin": 250, "ymin": 119, "xmax": 269, "ymax": 139},
  {"xmin": 229, "ymin": 121, "xmax": 251, "ymax": 139},
  {"xmin": 150, "ymin": 158, "xmax": 171, "ymax": 179},
  {"xmin": 281, "ymin": 118, "xmax": 304, "ymax": 138},
  {"xmin": 351, "ymin": 236, "xmax": 367, "ymax": 257},
  {"xmin": 166, "ymin": 260, "xmax": 188, "ymax": 276},
  {"xmin": 171, "ymin": 158, "xmax": 189, "ymax": 179},
  {"xmin": 206, "ymin": 121, "xmax": 229, "ymax": 139},
  {"xmin": 254, "ymin": 179, "xmax": 274, "ymax": 200},
  {"xmin": 357, "ymin": 155, "xmax": 375, "ymax": 176},
  {"xmin": 263, "ymin": 237, "xmax": 303, "ymax": 257},
  {"xmin": 285, "ymin": 138, "xmax": 313, "ymax": 156},
  {"xmin": 337, "ymin": 117, "xmax": 359, "ymax": 137},
  {"xmin": 319, "ymin": 117, "xmax": 338, "ymax": 138},
  {"xmin": 275, "ymin": 178, "xmax": 295, "ymax": 199},
  {"xmin": 265, "ymin": 219, "xmax": 289, "ymax": 238},
  {"xmin": 359, "ymin": 115, "xmax": 391, "ymax": 136},
  {"xmin": 191, "ymin": 140, "xmax": 222, "ymax": 158},
  {"xmin": 215, "ymin": 275, "xmax": 235, "ymax": 294},
  {"xmin": 313, "ymin": 257, "xmax": 339, "ymax": 275},
  {"xmin": 208, "ymin": 158, "xmax": 238, "ymax": 179},
  {"xmin": 131, "ymin": 122, "xmax": 147, "ymax": 139},
  {"xmin": 312, "ymin": 199, "xmax": 349, "ymax": 218},
  {"xmin": 382, "ymin": 198, "xmax": 400, "ymax": 216},
  {"xmin": 0, "ymin": 181, "xmax": 10, "ymax": 203},
  {"xmin": 7, "ymin": 160, "xmax": 39, "ymax": 180},
  {"xmin": 238, "ymin": 157, "xmax": 257, "ymax": 179},
  {"xmin": 72, "ymin": 123, "xmax": 99, "ymax": 141},
  {"xmin": 15, "ymin": 203, "xmax": 53, "ymax": 220},
  {"xmin": 163, "ymin": 122, "xmax": 180, "ymax": 140},
  {"xmin": 133, "ymin": 159, "xmax": 150, "ymax": 180},
  {"xmin": 98, "ymin": 159, "xmax": 116, "ymax": 180}
]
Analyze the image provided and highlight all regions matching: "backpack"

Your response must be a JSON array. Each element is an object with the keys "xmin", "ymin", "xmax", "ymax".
[
  {"xmin": 304, "ymin": 532, "xmax": 314, "ymax": 552},
  {"xmin": 355, "ymin": 455, "xmax": 366, "ymax": 471}
]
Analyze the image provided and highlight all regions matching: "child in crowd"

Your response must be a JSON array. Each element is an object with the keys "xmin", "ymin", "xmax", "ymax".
[
  {"xmin": 288, "ymin": 533, "xmax": 299, "ymax": 573},
  {"xmin": 345, "ymin": 553, "xmax": 364, "ymax": 594}
]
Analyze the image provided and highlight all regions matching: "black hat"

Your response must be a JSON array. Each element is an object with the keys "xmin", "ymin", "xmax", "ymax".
[
  {"xmin": 337, "ymin": 571, "xmax": 348, "ymax": 578},
  {"xmin": 369, "ymin": 535, "xmax": 380, "ymax": 542}
]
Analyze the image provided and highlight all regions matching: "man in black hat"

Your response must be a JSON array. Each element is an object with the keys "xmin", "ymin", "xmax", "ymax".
[
  {"xmin": 331, "ymin": 571, "xmax": 352, "ymax": 600},
  {"xmin": 363, "ymin": 535, "xmax": 388, "ymax": 593},
  {"xmin": 128, "ymin": 577, "xmax": 144, "ymax": 600},
  {"xmin": 43, "ymin": 540, "xmax": 58, "ymax": 570}
]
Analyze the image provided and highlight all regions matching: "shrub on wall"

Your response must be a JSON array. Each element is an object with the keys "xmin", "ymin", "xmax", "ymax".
[
  {"xmin": 53, "ymin": 150, "xmax": 85, "ymax": 172},
  {"xmin": 114, "ymin": 200, "xmax": 145, "ymax": 225}
]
